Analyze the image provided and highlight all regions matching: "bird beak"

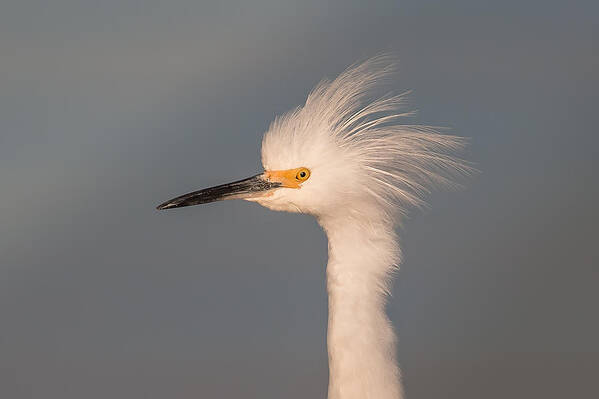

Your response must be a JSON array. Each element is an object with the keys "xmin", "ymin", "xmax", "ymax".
[{"xmin": 156, "ymin": 173, "xmax": 281, "ymax": 210}]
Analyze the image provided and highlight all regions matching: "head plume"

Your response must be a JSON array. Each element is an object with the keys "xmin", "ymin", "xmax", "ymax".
[{"xmin": 260, "ymin": 55, "xmax": 470, "ymax": 220}]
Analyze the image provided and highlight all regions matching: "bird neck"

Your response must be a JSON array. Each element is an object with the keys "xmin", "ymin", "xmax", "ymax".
[{"xmin": 319, "ymin": 213, "xmax": 403, "ymax": 399}]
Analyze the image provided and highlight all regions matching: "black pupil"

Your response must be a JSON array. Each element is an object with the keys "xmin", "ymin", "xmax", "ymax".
[{"xmin": 300, "ymin": 171, "xmax": 306, "ymax": 178}]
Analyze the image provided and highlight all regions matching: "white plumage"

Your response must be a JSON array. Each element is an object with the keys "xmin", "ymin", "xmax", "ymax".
[{"xmin": 158, "ymin": 55, "xmax": 469, "ymax": 399}]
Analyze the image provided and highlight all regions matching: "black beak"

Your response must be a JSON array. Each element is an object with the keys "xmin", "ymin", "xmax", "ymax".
[{"xmin": 156, "ymin": 173, "xmax": 280, "ymax": 210}]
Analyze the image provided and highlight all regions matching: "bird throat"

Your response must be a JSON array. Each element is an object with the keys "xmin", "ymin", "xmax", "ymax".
[{"xmin": 319, "ymin": 215, "xmax": 404, "ymax": 399}]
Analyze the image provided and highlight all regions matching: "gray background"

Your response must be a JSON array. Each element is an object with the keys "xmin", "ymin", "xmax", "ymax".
[{"xmin": 1, "ymin": 1, "xmax": 597, "ymax": 398}]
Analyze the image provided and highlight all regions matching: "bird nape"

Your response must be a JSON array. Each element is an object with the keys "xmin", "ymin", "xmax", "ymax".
[{"xmin": 157, "ymin": 55, "xmax": 469, "ymax": 399}]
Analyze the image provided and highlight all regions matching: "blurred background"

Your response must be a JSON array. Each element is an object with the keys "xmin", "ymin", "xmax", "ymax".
[{"xmin": 1, "ymin": 1, "xmax": 597, "ymax": 398}]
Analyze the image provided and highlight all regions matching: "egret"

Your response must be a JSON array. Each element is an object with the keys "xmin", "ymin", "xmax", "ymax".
[{"xmin": 157, "ymin": 55, "xmax": 468, "ymax": 399}]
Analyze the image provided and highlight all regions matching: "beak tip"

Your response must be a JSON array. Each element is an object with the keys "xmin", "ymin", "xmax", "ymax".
[{"xmin": 156, "ymin": 202, "xmax": 175, "ymax": 210}]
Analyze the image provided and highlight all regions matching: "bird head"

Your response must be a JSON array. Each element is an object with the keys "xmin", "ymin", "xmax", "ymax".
[{"xmin": 157, "ymin": 56, "xmax": 468, "ymax": 221}]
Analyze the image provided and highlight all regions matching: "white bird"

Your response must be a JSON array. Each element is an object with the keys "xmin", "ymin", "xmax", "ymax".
[{"xmin": 157, "ymin": 55, "xmax": 468, "ymax": 399}]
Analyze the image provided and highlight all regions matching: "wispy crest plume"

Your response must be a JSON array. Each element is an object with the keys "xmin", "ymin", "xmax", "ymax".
[{"xmin": 265, "ymin": 54, "xmax": 471, "ymax": 217}]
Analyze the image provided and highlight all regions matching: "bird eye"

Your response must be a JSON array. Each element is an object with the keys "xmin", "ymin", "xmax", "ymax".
[{"xmin": 296, "ymin": 168, "xmax": 310, "ymax": 181}]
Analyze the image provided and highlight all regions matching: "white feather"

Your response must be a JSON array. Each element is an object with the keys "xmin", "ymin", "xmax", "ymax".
[
  {"xmin": 256, "ymin": 55, "xmax": 469, "ymax": 399},
  {"xmin": 260, "ymin": 55, "xmax": 469, "ymax": 218}
]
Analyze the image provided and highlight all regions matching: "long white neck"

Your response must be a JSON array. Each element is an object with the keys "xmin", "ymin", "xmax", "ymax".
[{"xmin": 319, "ymin": 212, "xmax": 403, "ymax": 399}]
